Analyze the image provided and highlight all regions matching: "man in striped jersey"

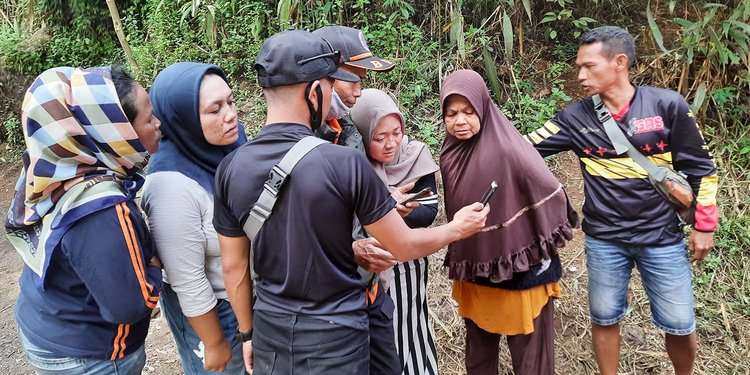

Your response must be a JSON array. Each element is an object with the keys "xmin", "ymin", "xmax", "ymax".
[{"xmin": 524, "ymin": 26, "xmax": 718, "ymax": 375}]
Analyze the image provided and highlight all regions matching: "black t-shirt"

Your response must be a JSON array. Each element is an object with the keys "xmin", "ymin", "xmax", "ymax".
[{"xmin": 213, "ymin": 123, "xmax": 395, "ymax": 330}]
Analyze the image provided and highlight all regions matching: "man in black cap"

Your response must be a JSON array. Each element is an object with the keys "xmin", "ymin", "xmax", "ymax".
[
  {"xmin": 215, "ymin": 29, "xmax": 489, "ymax": 374},
  {"xmin": 312, "ymin": 25, "xmax": 395, "ymax": 149},
  {"xmin": 314, "ymin": 25, "xmax": 403, "ymax": 375}
]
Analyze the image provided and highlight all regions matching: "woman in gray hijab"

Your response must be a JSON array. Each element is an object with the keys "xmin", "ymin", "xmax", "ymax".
[{"xmin": 351, "ymin": 89, "xmax": 441, "ymax": 375}]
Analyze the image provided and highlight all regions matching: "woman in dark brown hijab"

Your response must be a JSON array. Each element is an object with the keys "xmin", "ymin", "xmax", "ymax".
[{"xmin": 439, "ymin": 70, "xmax": 578, "ymax": 375}]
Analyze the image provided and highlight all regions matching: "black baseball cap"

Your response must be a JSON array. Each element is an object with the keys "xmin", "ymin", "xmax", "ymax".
[
  {"xmin": 313, "ymin": 26, "xmax": 395, "ymax": 72},
  {"xmin": 254, "ymin": 29, "xmax": 361, "ymax": 88}
]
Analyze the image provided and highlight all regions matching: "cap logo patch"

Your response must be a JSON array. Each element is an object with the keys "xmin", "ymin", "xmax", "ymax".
[{"xmin": 370, "ymin": 61, "xmax": 383, "ymax": 68}]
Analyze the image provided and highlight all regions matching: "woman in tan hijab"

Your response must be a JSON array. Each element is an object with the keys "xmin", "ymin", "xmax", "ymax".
[
  {"xmin": 440, "ymin": 70, "xmax": 578, "ymax": 375},
  {"xmin": 351, "ymin": 89, "xmax": 440, "ymax": 375}
]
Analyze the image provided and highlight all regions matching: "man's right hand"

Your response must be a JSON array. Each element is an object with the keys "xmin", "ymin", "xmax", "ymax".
[
  {"xmin": 353, "ymin": 238, "xmax": 398, "ymax": 273},
  {"xmin": 204, "ymin": 339, "xmax": 232, "ymax": 372},
  {"xmin": 243, "ymin": 340, "xmax": 253, "ymax": 374},
  {"xmin": 450, "ymin": 202, "xmax": 490, "ymax": 240}
]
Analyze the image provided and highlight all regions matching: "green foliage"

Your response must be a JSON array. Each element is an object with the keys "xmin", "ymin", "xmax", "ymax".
[
  {"xmin": 383, "ymin": 0, "xmax": 415, "ymax": 19},
  {"xmin": 0, "ymin": 0, "xmax": 747, "ymax": 182},
  {"xmin": 501, "ymin": 11, "xmax": 513, "ymax": 60},
  {"xmin": 714, "ymin": 216, "xmax": 750, "ymax": 263},
  {"xmin": 0, "ymin": 0, "xmax": 122, "ymax": 75},
  {"xmin": 670, "ymin": 0, "xmax": 750, "ymax": 105},
  {"xmin": 359, "ymin": 15, "xmax": 442, "ymax": 152},
  {"xmin": 126, "ymin": 0, "xmax": 272, "ymax": 82},
  {"xmin": 503, "ymin": 62, "xmax": 572, "ymax": 134},
  {"xmin": 1, "ymin": 116, "xmax": 23, "ymax": 148},
  {"xmin": 178, "ymin": 0, "xmax": 220, "ymax": 48},
  {"xmin": 449, "ymin": 0, "xmax": 466, "ymax": 59},
  {"xmin": 277, "ymin": 0, "xmax": 293, "ymax": 29},
  {"xmin": 303, "ymin": 0, "xmax": 345, "ymax": 28},
  {"xmin": 674, "ymin": 2, "xmax": 750, "ymax": 68},
  {"xmin": 45, "ymin": 28, "xmax": 120, "ymax": 68},
  {"xmin": 703, "ymin": 85, "xmax": 750, "ymax": 173},
  {"xmin": 694, "ymin": 214, "xmax": 750, "ymax": 321},
  {"xmin": 0, "ymin": 26, "xmax": 45, "ymax": 74},
  {"xmin": 647, "ymin": 3, "xmax": 668, "ymax": 53},
  {"xmin": 539, "ymin": 0, "xmax": 597, "ymax": 40}
]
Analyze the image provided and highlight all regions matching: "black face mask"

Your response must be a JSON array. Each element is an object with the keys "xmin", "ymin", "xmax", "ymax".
[{"xmin": 304, "ymin": 82, "xmax": 324, "ymax": 131}]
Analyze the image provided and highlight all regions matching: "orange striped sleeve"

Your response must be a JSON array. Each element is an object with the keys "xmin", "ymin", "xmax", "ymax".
[
  {"xmin": 111, "ymin": 324, "xmax": 124, "ymax": 360},
  {"xmin": 114, "ymin": 203, "xmax": 159, "ymax": 308},
  {"xmin": 121, "ymin": 204, "xmax": 158, "ymax": 295},
  {"xmin": 117, "ymin": 324, "xmax": 130, "ymax": 359}
]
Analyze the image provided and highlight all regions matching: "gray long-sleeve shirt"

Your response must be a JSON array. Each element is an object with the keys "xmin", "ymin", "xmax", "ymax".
[{"xmin": 142, "ymin": 171, "xmax": 227, "ymax": 317}]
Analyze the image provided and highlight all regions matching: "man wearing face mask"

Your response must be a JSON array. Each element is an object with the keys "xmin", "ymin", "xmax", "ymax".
[
  {"xmin": 313, "ymin": 25, "xmax": 403, "ymax": 374},
  {"xmin": 215, "ymin": 29, "xmax": 490, "ymax": 374},
  {"xmin": 312, "ymin": 25, "xmax": 395, "ymax": 150}
]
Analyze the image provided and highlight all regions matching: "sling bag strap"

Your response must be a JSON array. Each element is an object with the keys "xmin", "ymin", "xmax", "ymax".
[
  {"xmin": 241, "ymin": 135, "xmax": 380, "ymax": 292},
  {"xmin": 591, "ymin": 94, "xmax": 663, "ymax": 176},
  {"xmin": 592, "ymin": 94, "xmax": 696, "ymax": 224},
  {"xmin": 243, "ymin": 136, "xmax": 328, "ymax": 241}
]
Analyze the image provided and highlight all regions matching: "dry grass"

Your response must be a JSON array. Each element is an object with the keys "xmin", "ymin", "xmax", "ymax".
[{"xmin": 427, "ymin": 152, "xmax": 750, "ymax": 375}]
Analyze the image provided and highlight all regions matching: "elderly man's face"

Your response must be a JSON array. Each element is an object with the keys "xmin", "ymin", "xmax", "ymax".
[{"xmin": 333, "ymin": 65, "xmax": 367, "ymax": 107}]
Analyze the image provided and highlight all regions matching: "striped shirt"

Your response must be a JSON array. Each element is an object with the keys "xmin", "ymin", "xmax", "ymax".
[
  {"xmin": 524, "ymin": 85, "xmax": 719, "ymax": 245},
  {"xmin": 385, "ymin": 173, "xmax": 440, "ymax": 374}
]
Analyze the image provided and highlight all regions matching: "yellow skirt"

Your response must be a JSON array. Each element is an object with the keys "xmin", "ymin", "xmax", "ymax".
[{"xmin": 452, "ymin": 280, "xmax": 561, "ymax": 336}]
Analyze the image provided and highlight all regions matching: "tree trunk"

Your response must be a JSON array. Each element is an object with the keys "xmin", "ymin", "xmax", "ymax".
[{"xmin": 105, "ymin": 0, "xmax": 140, "ymax": 77}]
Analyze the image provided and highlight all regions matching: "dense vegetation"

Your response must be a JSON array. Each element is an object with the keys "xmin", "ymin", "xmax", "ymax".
[{"xmin": 1, "ymin": 1, "xmax": 748, "ymax": 370}]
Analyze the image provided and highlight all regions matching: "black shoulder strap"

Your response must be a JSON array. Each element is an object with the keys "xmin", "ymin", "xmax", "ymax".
[{"xmin": 242, "ymin": 136, "xmax": 328, "ymax": 241}]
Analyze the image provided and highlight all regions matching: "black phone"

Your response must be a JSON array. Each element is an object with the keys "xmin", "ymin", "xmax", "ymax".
[
  {"xmin": 400, "ymin": 187, "xmax": 433, "ymax": 205},
  {"xmin": 480, "ymin": 181, "xmax": 498, "ymax": 205}
]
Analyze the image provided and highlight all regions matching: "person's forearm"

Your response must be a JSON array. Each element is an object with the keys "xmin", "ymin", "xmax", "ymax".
[
  {"xmin": 370, "ymin": 212, "xmax": 462, "ymax": 261},
  {"xmin": 366, "ymin": 205, "xmax": 487, "ymax": 263},
  {"xmin": 395, "ymin": 223, "xmax": 462, "ymax": 261},
  {"xmin": 225, "ymin": 264, "xmax": 253, "ymax": 332},
  {"xmin": 187, "ymin": 309, "xmax": 226, "ymax": 346},
  {"xmin": 219, "ymin": 235, "xmax": 253, "ymax": 332}
]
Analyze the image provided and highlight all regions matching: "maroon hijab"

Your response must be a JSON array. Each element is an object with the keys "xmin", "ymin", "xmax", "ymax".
[{"xmin": 440, "ymin": 70, "xmax": 577, "ymax": 282}]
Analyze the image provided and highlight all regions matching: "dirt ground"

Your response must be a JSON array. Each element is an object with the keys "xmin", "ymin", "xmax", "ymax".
[{"xmin": 0, "ymin": 153, "xmax": 747, "ymax": 375}]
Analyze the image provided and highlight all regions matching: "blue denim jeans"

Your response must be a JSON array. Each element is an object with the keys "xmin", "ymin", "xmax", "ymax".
[
  {"xmin": 160, "ymin": 283, "xmax": 246, "ymax": 375},
  {"xmin": 18, "ymin": 328, "xmax": 145, "ymax": 375},
  {"xmin": 585, "ymin": 236, "xmax": 696, "ymax": 335}
]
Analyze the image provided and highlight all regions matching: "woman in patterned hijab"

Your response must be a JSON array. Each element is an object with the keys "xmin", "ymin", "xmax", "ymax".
[{"xmin": 7, "ymin": 66, "xmax": 163, "ymax": 374}]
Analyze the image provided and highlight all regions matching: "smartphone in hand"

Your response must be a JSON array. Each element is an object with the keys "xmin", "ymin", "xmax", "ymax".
[
  {"xmin": 480, "ymin": 181, "xmax": 498, "ymax": 206},
  {"xmin": 399, "ymin": 187, "xmax": 433, "ymax": 205}
]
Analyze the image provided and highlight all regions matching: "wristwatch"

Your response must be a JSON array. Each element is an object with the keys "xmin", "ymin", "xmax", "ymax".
[{"xmin": 236, "ymin": 328, "xmax": 253, "ymax": 342}]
